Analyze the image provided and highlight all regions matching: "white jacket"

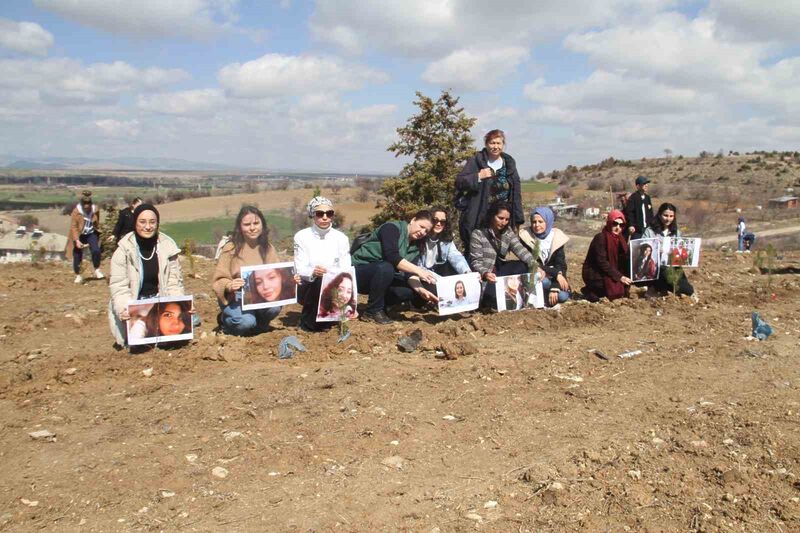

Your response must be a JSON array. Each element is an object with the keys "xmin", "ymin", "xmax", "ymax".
[{"xmin": 293, "ymin": 225, "xmax": 351, "ymax": 281}]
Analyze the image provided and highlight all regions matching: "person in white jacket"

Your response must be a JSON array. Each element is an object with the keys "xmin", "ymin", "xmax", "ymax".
[
  {"xmin": 293, "ymin": 196, "xmax": 353, "ymax": 331},
  {"xmin": 107, "ymin": 204, "xmax": 188, "ymax": 348}
]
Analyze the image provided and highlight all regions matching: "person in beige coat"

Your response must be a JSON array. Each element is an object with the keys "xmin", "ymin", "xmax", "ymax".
[
  {"xmin": 65, "ymin": 190, "xmax": 104, "ymax": 283},
  {"xmin": 107, "ymin": 204, "xmax": 186, "ymax": 347}
]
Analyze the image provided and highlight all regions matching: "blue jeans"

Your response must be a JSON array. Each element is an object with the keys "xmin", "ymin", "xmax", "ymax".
[
  {"xmin": 73, "ymin": 231, "xmax": 101, "ymax": 273},
  {"xmin": 220, "ymin": 298, "xmax": 280, "ymax": 336},
  {"xmin": 542, "ymin": 277, "xmax": 570, "ymax": 305},
  {"xmin": 737, "ymin": 234, "xmax": 745, "ymax": 251}
]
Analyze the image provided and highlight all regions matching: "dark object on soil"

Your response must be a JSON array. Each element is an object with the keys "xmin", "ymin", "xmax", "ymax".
[
  {"xmin": 362, "ymin": 310, "xmax": 393, "ymax": 325},
  {"xmin": 278, "ymin": 336, "xmax": 306, "ymax": 359},
  {"xmin": 751, "ymin": 312, "xmax": 773, "ymax": 340},
  {"xmin": 397, "ymin": 329, "xmax": 423, "ymax": 352},
  {"xmin": 590, "ymin": 349, "xmax": 609, "ymax": 361}
]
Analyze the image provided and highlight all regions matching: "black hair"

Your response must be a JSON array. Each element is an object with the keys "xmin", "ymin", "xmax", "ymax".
[
  {"xmin": 231, "ymin": 205, "xmax": 270, "ymax": 262},
  {"xmin": 481, "ymin": 201, "xmax": 513, "ymax": 231},
  {"xmin": 428, "ymin": 205, "xmax": 454, "ymax": 242},
  {"xmin": 650, "ymin": 203, "xmax": 678, "ymax": 236}
]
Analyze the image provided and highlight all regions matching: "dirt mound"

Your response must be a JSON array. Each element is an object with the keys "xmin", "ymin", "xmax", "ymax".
[{"xmin": 0, "ymin": 251, "xmax": 798, "ymax": 531}]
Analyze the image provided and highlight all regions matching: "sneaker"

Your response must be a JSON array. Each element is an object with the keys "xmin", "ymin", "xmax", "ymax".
[
  {"xmin": 361, "ymin": 310, "xmax": 393, "ymax": 325},
  {"xmin": 74, "ymin": 274, "xmax": 83, "ymax": 284},
  {"xmin": 94, "ymin": 269, "xmax": 105, "ymax": 279}
]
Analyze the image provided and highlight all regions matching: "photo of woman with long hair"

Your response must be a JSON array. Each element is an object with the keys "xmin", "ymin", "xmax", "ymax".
[
  {"xmin": 453, "ymin": 280, "xmax": 467, "ymax": 305},
  {"xmin": 632, "ymin": 242, "xmax": 658, "ymax": 281},
  {"xmin": 126, "ymin": 298, "xmax": 193, "ymax": 345},
  {"xmin": 317, "ymin": 271, "xmax": 358, "ymax": 321},
  {"xmin": 244, "ymin": 265, "xmax": 296, "ymax": 305}
]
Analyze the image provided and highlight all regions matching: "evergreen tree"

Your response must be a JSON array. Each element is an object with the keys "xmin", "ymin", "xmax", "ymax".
[{"xmin": 372, "ymin": 91, "xmax": 476, "ymax": 226}]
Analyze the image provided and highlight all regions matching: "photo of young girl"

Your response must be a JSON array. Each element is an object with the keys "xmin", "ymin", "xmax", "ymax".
[
  {"xmin": 495, "ymin": 273, "xmax": 545, "ymax": 311},
  {"xmin": 126, "ymin": 296, "xmax": 194, "ymax": 346},
  {"xmin": 316, "ymin": 268, "xmax": 359, "ymax": 322},
  {"xmin": 662, "ymin": 237, "xmax": 702, "ymax": 267},
  {"xmin": 240, "ymin": 262, "xmax": 297, "ymax": 310},
  {"xmin": 630, "ymin": 238, "xmax": 660, "ymax": 282},
  {"xmin": 435, "ymin": 272, "xmax": 481, "ymax": 316}
]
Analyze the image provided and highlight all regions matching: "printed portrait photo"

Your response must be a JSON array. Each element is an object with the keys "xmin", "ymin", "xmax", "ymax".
[
  {"xmin": 661, "ymin": 237, "xmax": 702, "ymax": 267},
  {"xmin": 630, "ymin": 238, "xmax": 661, "ymax": 282},
  {"xmin": 127, "ymin": 295, "xmax": 194, "ymax": 346},
  {"xmin": 436, "ymin": 272, "xmax": 481, "ymax": 316},
  {"xmin": 240, "ymin": 262, "xmax": 297, "ymax": 310},
  {"xmin": 495, "ymin": 273, "xmax": 545, "ymax": 311},
  {"xmin": 316, "ymin": 268, "xmax": 358, "ymax": 322}
]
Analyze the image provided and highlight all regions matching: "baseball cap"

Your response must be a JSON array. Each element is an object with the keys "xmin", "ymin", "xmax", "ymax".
[{"xmin": 635, "ymin": 175, "xmax": 651, "ymax": 186}]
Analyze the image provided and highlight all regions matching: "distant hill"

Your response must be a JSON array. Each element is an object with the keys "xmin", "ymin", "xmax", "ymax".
[{"xmin": 0, "ymin": 155, "xmax": 239, "ymax": 171}]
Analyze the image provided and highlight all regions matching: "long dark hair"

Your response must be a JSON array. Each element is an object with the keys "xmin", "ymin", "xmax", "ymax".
[
  {"xmin": 651, "ymin": 203, "xmax": 678, "ymax": 236},
  {"xmin": 245, "ymin": 267, "xmax": 295, "ymax": 304},
  {"xmin": 428, "ymin": 206, "xmax": 454, "ymax": 242},
  {"xmin": 482, "ymin": 201, "xmax": 513, "ymax": 232},
  {"xmin": 636, "ymin": 243, "xmax": 653, "ymax": 263},
  {"xmin": 319, "ymin": 272, "xmax": 356, "ymax": 317},
  {"xmin": 143, "ymin": 301, "xmax": 191, "ymax": 337},
  {"xmin": 231, "ymin": 205, "xmax": 270, "ymax": 261}
]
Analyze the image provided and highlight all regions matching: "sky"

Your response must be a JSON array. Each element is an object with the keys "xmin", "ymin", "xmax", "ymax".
[{"xmin": 0, "ymin": 1, "xmax": 799, "ymax": 176}]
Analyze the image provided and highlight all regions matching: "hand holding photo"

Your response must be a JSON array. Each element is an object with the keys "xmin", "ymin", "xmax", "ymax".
[
  {"xmin": 317, "ymin": 267, "xmax": 358, "ymax": 322},
  {"xmin": 126, "ymin": 295, "xmax": 194, "ymax": 346},
  {"xmin": 436, "ymin": 273, "xmax": 481, "ymax": 316},
  {"xmin": 240, "ymin": 262, "xmax": 297, "ymax": 310}
]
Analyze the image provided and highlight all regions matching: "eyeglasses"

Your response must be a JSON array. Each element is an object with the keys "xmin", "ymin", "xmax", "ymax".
[
  {"xmin": 611, "ymin": 221, "xmax": 625, "ymax": 228},
  {"xmin": 432, "ymin": 218, "xmax": 447, "ymax": 226},
  {"xmin": 314, "ymin": 210, "xmax": 335, "ymax": 218}
]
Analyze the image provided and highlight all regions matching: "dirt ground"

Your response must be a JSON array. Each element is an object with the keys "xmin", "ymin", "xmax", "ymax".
[{"xmin": 0, "ymin": 249, "xmax": 799, "ymax": 532}]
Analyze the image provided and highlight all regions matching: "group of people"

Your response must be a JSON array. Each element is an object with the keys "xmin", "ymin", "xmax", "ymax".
[{"xmin": 63, "ymin": 129, "xmax": 701, "ymax": 349}]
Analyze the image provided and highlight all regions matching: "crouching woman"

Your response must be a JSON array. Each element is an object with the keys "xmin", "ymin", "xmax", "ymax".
[{"xmin": 581, "ymin": 209, "xmax": 631, "ymax": 302}]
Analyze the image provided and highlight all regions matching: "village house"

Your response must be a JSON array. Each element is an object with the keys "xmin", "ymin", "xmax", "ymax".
[{"xmin": 0, "ymin": 227, "xmax": 67, "ymax": 263}]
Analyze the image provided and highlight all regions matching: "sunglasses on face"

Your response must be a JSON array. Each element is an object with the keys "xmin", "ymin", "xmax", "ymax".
[
  {"xmin": 432, "ymin": 218, "xmax": 447, "ymax": 225},
  {"xmin": 314, "ymin": 210, "xmax": 335, "ymax": 218},
  {"xmin": 611, "ymin": 221, "xmax": 625, "ymax": 228}
]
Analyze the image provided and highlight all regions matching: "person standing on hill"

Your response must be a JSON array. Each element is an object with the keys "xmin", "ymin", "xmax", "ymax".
[
  {"xmin": 65, "ymin": 190, "xmax": 104, "ymax": 283},
  {"xmin": 111, "ymin": 197, "xmax": 142, "ymax": 243},
  {"xmin": 455, "ymin": 129, "xmax": 524, "ymax": 254},
  {"xmin": 624, "ymin": 175, "xmax": 655, "ymax": 240}
]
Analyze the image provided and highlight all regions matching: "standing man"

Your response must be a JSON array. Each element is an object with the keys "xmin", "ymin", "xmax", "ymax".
[
  {"xmin": 65, "ymin": 190, "xmax": 104, "ymax": 283},
  {"xmin": 111, "ymin": 196, "xmax": 142, "ymax": 243},
  {"xmin": 624, "ymin": 175, "xmax": 655, "ymax": 240}
]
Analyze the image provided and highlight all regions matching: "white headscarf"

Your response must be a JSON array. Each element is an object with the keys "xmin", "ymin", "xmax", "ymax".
[{"xmin": 307, "ymin": 196, "xmax": 334, "ymax": 236}]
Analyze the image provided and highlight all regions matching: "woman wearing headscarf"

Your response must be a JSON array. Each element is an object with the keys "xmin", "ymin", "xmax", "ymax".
[
  {"xmin": 213, "ymin": 206, "xmax": 282, "ymax": 335},
  {"xmin": 455, "ymin": 130, "xmax": 524, "ymax": 254},
  {"xmin": 581, "ymin": 209, "xmax": 632, "ymax": 302},
  {"xmin": 519, "ymin": 206, "xmax": 571, "ymax": 306},
  {"xmin": 108, "ymin": 203, "xmax": 186, "ymax": 347},
  {"xmin": 293, "ymin": 196, "xmax": 353, "ymax": 331}
]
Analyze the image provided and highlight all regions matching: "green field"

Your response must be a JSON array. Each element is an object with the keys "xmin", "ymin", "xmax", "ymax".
[
  {"xmin": 160, "ymin": 213, "xmax": 293, "ymax": 245},
  {"xmin": 0, "ymin": 187, "xmax": 161, "ymax": 205},
  {"xmin": 521, "ymin": 181, "xmax": 557, "ymax": 193}
]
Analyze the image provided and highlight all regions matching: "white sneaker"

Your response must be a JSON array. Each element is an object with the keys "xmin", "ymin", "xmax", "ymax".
[
  {"xmin": 94, "ymin": 269, "xmax": 105, "ymax": 279},
  {"xmin": 74, "ymin": 274, "xmax": 83, "ymax": 284}
]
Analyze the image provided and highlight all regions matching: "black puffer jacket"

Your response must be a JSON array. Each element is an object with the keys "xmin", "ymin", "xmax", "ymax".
[{"xmin": 455, "ymin": 149, "xmax": 523, "ymax": 249}]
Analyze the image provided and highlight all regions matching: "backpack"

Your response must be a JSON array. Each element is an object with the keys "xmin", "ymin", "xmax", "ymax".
[{"xmin": 349, "ymin": 231, "xmax": 373, "ymax": 255}]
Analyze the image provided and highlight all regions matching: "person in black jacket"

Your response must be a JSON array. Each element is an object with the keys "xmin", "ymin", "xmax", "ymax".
[
  {"xmin": 111, "ymin": 197, "xmax": 142, "ymax": 243},
  {"xmin": 623, "ymin": 176, "xmax": 654, "ymax": 239},
  {"xmin": 455, "ymin": 129, "xmax": 524, "ymax": 254}
]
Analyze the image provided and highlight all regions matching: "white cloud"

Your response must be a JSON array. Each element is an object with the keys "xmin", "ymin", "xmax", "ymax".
[
  {"xmin": 0, "ymin": 18, "xmax": 54, "ymax": 56},
  {"xmin": 138, "ymin": 89, "xmax": 226, "ymax": 116},
  {"xmin": 708, "ymin": 0, "xmax": 800, "ymax": 44},
  {"xmin": 34, "ymin": 0, "xmax": 241, "ymax": 39},
  {"xmin": 0, "ymin": 58, "xmax": 188, "ymax": 106},
  {"xmin": 94, "ymin": 118, "xmax": 140, "ymax": 138},
  {"xmin": 218, "ymin": 53, "xmax": 388, "ymax": 98},
  {"xmin": 422, "ymin": 46, "xmax": 529, "ymax": 91},
  {"xmin": 310, "ymin": 0, "xmax": 679, "ymax": 57}
]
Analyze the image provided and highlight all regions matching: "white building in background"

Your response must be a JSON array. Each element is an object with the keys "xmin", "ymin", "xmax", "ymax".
[{"xmin": 0, "ymin": 227, "xmax": 67, "ymax": 263}]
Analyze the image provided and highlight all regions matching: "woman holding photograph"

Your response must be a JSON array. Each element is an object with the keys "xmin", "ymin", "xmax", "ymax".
[
  {"xmin": 406, "ymin": 206, "xmax": 472, "ymax": 307},
  {"xmin": 455, "ymin": 130, "xmax": 524, "ymax": 254},
  {"xmin": 469, "ymin": 201, "xmax": 536, "ymax": 309},
  {"xmin": 293, "ymin": 196, "xmax": 353, "ymax": 331},
  {"xmin": 108, "ymin": 203, "xmax": 189, "ymax": 348},
  {"xmin": 632, "ymin": 243, "xmax": 657, "ymax": 281},
  {"xmin": 643, "ymin": 203, "xmax": 694, "ymax": 296},
  {"xmin": 318, "ymin": 272, "xmax": 358, "ymax": 320},
  {"xmin": 519, "ymin": 206, "xmax": 571, "ymax": 307},
  {"xmin": 212, "ymin": 205, "xmax": 283, "ymax": 336},
  {"xmin": 581, "ymin": 210, "xmax": 631, "ymax": 302},
  {"xmin": 351, "ymin": 210, "xmax": 437, "ymax": 324}
]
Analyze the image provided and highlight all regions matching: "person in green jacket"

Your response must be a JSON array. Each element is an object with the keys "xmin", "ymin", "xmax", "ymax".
[{"xmin": 352, "ymin": 210, "xmax": 437, "ymax": 324}]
